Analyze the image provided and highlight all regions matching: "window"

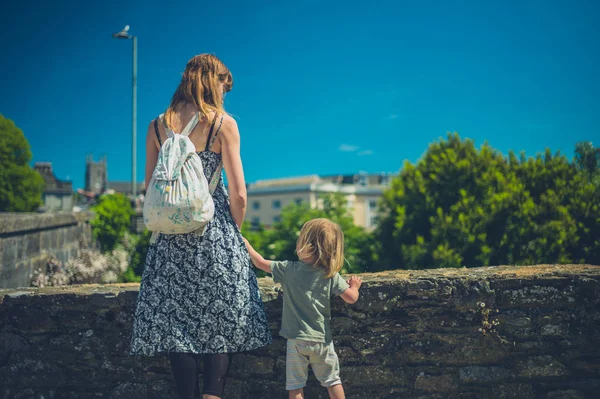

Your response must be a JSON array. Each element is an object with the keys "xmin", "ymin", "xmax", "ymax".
[
  {"xmin": 358, "ymin": 173, "xmax": 368, "ymax": 186},
  {"xmin": 273, "ymin": 216, "xmax": 281, "ymax": 223},
  {"xmin": 295, "ymin": 198, "xmax": 303, "ymax": 205},
  {"xmin": 381, "ymin": 174, "xmax": 391, "ymax": 186},
  {"xmin": 369, "ymin": 200, "xmax": 378, "ymax": 210},
  {"xmin": 272, "ymin": 200, "xmax": 281, "ymax": 209},
  {"xmin": 316, "ymin": 198, "xmax": 324, "ymax": 209},
  {"xmin": 251, "ymin": 217, "xmax": 260, "ymax": 229},
  {"xmin": 252, "ymin": 201, "xmax": 260, "ymax": 210},
  {"xmin": 370, "ymin": 216, "xmax": 379, "ymax": 227}
]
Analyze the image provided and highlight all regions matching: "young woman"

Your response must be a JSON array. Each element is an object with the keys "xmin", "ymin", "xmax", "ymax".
[{"xmin": 131, "ymin": 54, "xmax": 272, "ymax": 399}]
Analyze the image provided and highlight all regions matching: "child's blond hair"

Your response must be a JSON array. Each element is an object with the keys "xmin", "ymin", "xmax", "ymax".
[{"xmin": 296, "ymin": 218, "xmax": 345, "ymax": 278}]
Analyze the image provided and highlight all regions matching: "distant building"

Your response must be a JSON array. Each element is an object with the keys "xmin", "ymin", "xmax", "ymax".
[
  {"xmin": 84, "ymin": 154, "xmax": 144, "ymax": 196},
  {"xmin": 85, "ymin": 155, "xmax": 108, "ymax": 195},
  {"xmin": 246, "ymin": 172, "xmax": 393, "ymax": 230},
  {"xmin": 108, "ymin": 181, "xmax": 145, "ymax": 196},
  {"xmin": 34, "ymin": 162, "xmax": 73, "ymax": 212}
]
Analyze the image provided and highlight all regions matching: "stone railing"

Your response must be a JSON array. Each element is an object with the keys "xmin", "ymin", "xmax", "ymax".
[
  {"xmin": 0, "ymin": 212, "xmax": 93, "ymax": 289},
  {"xmin": 1, "ymin": 264, "xmax": 599, "ymax": 398}
]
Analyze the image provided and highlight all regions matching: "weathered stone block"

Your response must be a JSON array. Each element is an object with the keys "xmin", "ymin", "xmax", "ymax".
[
  {"xmin": 344, "ymin": 365, "xmax": 405, "ymax": 387},
  {"xmin": 414, "ymin": 373, "xmax": 457, "ymax": 392},
  {"xmin": 0, "ymin": 212, "xmax": 93, "ymax": 289},
  {"xmin": 397, "ymin": 332, "xmax": 510, "ymax": 366},
  {"xmin": 1, "ymin": 238, "xmax": 18, "ymax": 265},
  {"xmin": 459, "ymin": 366, "xmax": 514, "ymax": 384},
  {"xmin": 109, "ymin": 382, "xmax": 147, "ymax": 399},
  {"xmin": 516, "ymin": 355, "xmax": 569, "ymax": 378},
  {"xmin": 496, "ymin": 284, "xmax": 577, "ymax": 309},
  {"xmin": 545, "ymin": 390, "xmax": 586, "ymax": 399},
  {"xmin": 230, "ymin": 354, "xmax": 275, "ymax": 377},
  {"xmin": 492, "ymin": 383, "xmax": 535, "ymax": 398}
]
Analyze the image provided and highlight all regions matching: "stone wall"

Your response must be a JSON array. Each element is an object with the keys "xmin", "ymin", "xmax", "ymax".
[
  {"xmin": 0, "ymin": 212, "xmax": 93, "ymax": 289},
  {"xmin": 1, "ymin": 264, "xmax": 599, "ymax": 399}
]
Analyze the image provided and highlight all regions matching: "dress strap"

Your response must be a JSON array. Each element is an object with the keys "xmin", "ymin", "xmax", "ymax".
[
  {"xmin": 204, "ymin": 113, "xmax": 220, "ymax": 152},
  {"xmin": 206, "ymin": 114, "xmax": 225, "ymax": 152},
  {"xmin": 154, "ymin": 118, "xmax": 162, "ymax": 146}
]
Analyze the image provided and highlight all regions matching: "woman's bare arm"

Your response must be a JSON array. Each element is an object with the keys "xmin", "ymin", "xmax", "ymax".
[
  {"xmin": 145, "ymin": 121, "xmax": 159, "ymax": 190},
  {"xmin": 220, "ymin": 116, "xmax": 247, "ymax": 229}
]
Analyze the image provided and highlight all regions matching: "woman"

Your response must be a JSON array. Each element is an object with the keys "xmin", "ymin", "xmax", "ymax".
[{"xmin": 131, "ymin": 54, "xmax": 272, "ymax": 399}]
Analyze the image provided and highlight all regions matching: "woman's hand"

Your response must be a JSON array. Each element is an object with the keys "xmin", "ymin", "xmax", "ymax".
[{"xmin": 243, "ymin": 237, "xmax": 272, "ymax": 273}]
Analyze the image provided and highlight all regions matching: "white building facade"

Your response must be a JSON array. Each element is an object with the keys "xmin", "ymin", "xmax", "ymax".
[{"xmin": 246, "ymin": 173, "xmax": 392, "ymax": 230}]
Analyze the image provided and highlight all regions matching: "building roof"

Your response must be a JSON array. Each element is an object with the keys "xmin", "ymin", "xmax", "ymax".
[
  {"xmin": 108, "ymin": 181, "xmax": 145, "ymax": 195},
  {"xmin": 250, "ymin": 175, "xmax": 322, "ymax": 188},
  {"xmin": 247, "ymin": 172, "xmax": 393, "ymax": 195},
  {"xmin": 34, "ymin": 162, "xmax": 73, "ymax": 195}
]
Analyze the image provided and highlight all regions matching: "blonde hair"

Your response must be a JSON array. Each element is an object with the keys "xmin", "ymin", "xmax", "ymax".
[
  {"xmin": 164, "ymin": 54, "xmax": 233, "ymax": 129},
  {"xmin": 296, "ymin": 218, "xmax": 345, "ymax": 279}
]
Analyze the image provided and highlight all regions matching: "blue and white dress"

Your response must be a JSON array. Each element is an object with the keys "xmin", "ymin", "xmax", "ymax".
[{"xmin": 131, "ymin": 118, "xmax": 272, "ymax": 355}]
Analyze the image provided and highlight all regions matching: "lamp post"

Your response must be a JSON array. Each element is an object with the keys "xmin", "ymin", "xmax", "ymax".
[{"xmin": 112, "ymin": 25, "xmax": 137, "ymax": 200}]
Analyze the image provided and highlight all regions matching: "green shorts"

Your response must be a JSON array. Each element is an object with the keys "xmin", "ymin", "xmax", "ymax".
[{"xmin": 286, "ymin": 338, "xmax": 342, "ymax": 390}]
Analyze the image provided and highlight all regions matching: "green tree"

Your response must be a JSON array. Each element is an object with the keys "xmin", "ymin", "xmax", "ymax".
[
  {"xmin": 0, "ymin": 114, "xmax": 44, "ymax": 212},
  {"xmin": 90, "ymin": 193, "xmax": 134, "ymax": 252},
  {"xmin": 516, "ymin": 148, "xmax": 600, "ymax": 265},
  {"xmin": 376, "ymin": 133, "xmax": 600, "ymax": 270},
  {"xmin": 120, "ymin": 229, "xmax": 152, "ymax": 282},
  {"xmin": 574, "ymin": 141, "xmax": 600, "ymax": 185}
]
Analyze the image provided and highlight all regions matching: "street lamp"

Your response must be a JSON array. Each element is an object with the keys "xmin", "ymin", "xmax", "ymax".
[{"xmin": 112, "ymin": 25, "xmax": 137, "ymax": 200}]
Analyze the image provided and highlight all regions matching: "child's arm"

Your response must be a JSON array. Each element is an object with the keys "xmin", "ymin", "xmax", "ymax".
[
  {"xmin": 242, "ymin": 237, "xmax": 272, "ymax": 273},
  {"xmin": 340, "ymin": 276, "xmax": 362, "ymax": 304}
]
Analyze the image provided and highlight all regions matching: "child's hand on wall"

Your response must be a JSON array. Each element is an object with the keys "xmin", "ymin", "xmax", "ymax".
[{"xmin": 348, "ymin": 276, "xmax": 362, "ymax": 289}]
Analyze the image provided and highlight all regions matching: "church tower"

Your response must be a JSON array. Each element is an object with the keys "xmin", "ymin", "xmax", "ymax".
[{"xmin": 85, "ymin": 154, "xmax": 108, "ymax": 195}]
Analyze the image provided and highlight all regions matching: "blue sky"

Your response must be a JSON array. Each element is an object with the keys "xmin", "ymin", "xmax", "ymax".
[{"xmin": 1, "ymin": 0, "xmax": 598, "ymax": 190}]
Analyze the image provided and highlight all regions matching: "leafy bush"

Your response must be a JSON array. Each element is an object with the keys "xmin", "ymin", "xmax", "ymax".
[
  {"xmin": 0, "ymin": 114, "xmax": 44, "ymax": 212},
  {"xmin": 90, "ymin": 193, "xmax": 134, "ymax": 252},
  {"xmin": 120, "ymin": 229, "xmax": 153, "ymax": 282},
  {"xmin": 375, "ymin": 134, "xmax": 600, "ymax": 269}
]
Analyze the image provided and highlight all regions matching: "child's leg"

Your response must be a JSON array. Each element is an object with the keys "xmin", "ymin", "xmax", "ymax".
[
  {"xmin": 286, "ymin": 339, "xmax": 310, "ymax": 393},
  {"xmin": 326, "ymin": 384, "xmax": 345, "ymax": 399},
  {"xmin": 289, "ymin": 388, "xmax": 305, "ymax": 399},
  {"xmin": 309, "ymin": 341, "xmax": 344, "ymax": 398}
]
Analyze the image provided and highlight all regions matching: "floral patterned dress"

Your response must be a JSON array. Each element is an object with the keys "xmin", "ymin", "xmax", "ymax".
[{"xmin": 130, "ymin": 150, "xmax": 272, "ymax": 355}]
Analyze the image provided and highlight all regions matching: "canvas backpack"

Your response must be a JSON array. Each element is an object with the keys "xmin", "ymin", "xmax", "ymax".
[{"xmin": 143, "ymin": 112, "xmax": 223, "ymax": 239}]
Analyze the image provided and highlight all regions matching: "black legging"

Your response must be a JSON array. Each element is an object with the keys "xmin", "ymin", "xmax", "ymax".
[{"xmin": 169, "ymin": 352, "xmax": 232, "ymax": 398}]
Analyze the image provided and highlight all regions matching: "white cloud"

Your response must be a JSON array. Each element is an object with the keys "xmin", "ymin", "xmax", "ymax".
[
  {"xmin": 339, "ymin": 144, "xmax": 359, "ymax": 152},
  {"xmin": 358, "ymin": 150, "xmax": 374, "ymax": 156}
]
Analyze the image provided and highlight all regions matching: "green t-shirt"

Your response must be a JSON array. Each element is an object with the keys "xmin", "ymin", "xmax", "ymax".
[{"xmin": 271, "ymin": 260, "xmax": 350, "ymax": 343}]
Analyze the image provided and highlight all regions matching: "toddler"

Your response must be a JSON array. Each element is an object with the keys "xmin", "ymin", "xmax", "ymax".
[{"xmin": 244, "ymin": 218, "xmax": 362, "ymax": 399}]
